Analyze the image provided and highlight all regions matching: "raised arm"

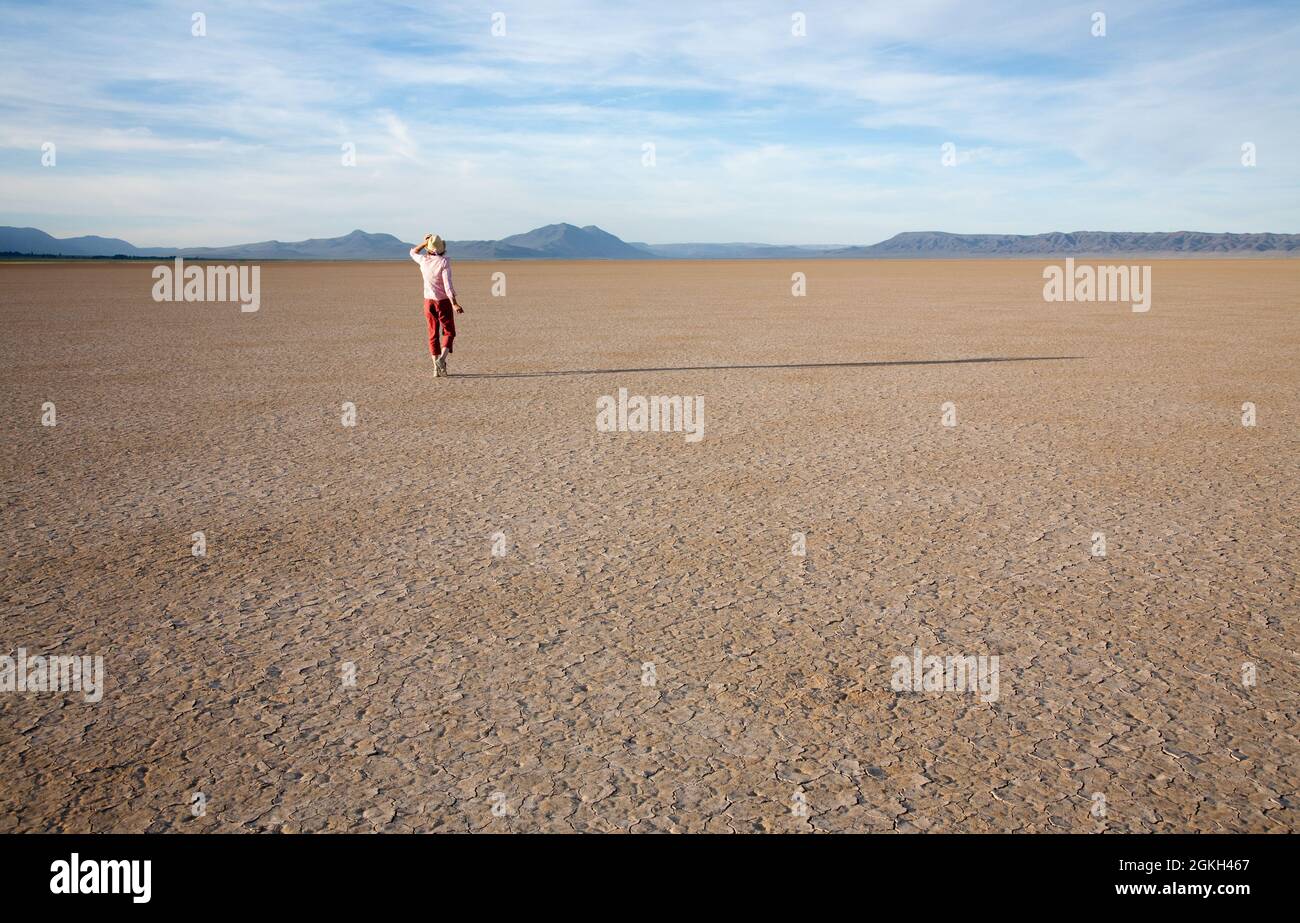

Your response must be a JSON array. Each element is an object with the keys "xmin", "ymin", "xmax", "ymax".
[{"xmin": 410, "ymin": 234, "xmax": 435, "ymax": 262}]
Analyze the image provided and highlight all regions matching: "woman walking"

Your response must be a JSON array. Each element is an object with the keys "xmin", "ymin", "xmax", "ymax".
[{"xmin": 410, "ymin": 234, "xmax": 464, "ymax": 377}]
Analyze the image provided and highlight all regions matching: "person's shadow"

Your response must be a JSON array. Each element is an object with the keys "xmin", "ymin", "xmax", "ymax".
[{"xmin": 456, "ymin": 355, "xmax": 1084, "ymax": 379}]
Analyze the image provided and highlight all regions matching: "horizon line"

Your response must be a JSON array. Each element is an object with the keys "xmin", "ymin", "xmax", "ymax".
[{"xmin": 4, "ymin": 222, "xmax": 1300, "ymax": 255}]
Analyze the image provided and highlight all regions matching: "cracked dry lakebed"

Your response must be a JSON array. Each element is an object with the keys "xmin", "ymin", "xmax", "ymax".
[{"xmin": 1, "ymin": 259, "xmax": 1296, "ymax": 832}]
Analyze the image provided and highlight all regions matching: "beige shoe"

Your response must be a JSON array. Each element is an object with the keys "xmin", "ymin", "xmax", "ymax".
[{"xmin": 436, "ymin": 353, "xmax": 448, "ymax": 377}]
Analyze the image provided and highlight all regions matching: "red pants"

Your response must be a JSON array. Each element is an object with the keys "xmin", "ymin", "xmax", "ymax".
[{"xmin": 423, "ymin": 298, "xmax": 455, "ymax": 356}]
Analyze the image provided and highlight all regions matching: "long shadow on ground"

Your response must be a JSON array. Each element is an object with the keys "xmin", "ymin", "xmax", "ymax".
[{"xmin": 455, "ymin": 356, "xmax": 1086, "ymax": 380}]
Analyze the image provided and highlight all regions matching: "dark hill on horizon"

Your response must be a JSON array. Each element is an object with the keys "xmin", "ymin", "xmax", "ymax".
[
  {"xmin": 3, "ymin": 224, "xmax": 1297, "ymax": 260},
  {"xmin": 822, "ymin": 230, "xmax": 1300, "ymax": 258}
]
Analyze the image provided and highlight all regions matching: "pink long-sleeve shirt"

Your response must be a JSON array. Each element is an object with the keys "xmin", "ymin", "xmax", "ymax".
[{"xmin": 410, "ymin": 247, "xmax": 457, "ymax": 302}]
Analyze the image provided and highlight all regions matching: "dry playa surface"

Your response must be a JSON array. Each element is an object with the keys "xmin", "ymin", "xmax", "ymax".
[{"xmin": 1, "ymin": 258, "xmax": 1296, "ymax": 833}]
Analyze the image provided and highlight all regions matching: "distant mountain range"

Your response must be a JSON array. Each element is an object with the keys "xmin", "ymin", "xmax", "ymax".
[
  {"xmin": 820, "ymin": 230, "xmax": 1300, "ymax": 258},
  {"xmin": 3, "ymin": 223, "xmax": 1297, "ymax": 260},
  {"xmin": 0, "ymin": 227, "xmax": 414, "ymax": 260}
]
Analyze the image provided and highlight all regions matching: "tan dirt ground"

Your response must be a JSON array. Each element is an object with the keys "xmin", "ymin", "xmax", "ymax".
[{"xmin": 0, "ymin": 258, "xmax": 1296, "ymax": 832}]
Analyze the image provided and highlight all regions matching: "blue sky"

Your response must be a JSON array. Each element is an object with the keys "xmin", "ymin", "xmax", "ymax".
[{"xmin": 1, "ymin": 0, "xmax": 1297, "ymax": 246}]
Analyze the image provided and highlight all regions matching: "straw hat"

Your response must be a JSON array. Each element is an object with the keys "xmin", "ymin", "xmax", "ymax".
[{"xmin": 426, "ymin": 234, "xmax": 446, "ymax": 255}]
